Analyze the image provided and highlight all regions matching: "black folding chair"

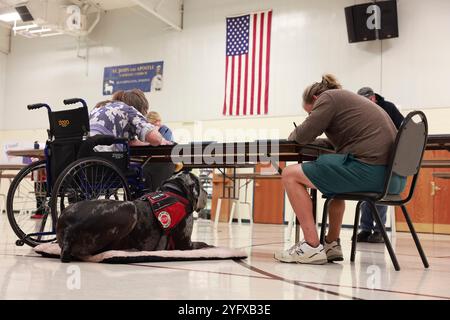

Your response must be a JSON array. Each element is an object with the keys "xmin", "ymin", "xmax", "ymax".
[{"xmin": 319, "ymin": 111, "xmax": 429, "ymax": 271}]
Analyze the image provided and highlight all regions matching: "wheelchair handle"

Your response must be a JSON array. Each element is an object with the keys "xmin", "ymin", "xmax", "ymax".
[
  {"xmin": 63, "ymin": 98, "xmax": 88, "ymax": 109},
  {"xmin": 27, "ymin": 103, "xmax": 51, "ymax": 111}
]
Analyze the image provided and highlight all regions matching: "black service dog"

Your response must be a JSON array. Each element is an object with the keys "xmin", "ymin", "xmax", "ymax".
[{"xmin": 57, "ymin": 172, "xmax": 210, "ymax": 263}]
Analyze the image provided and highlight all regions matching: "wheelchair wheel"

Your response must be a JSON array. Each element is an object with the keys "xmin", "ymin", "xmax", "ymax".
[
  {"xmin": 7, "ymin": 160, "xmax": 56, "ymax": 247},
  {"xmin": 51, "ymin": 157, "xmax": 131, "ymax": 223}
]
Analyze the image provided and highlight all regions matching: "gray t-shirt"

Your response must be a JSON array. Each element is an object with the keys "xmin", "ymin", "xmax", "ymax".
[{"xmin": 288, "ymin": 89, "xmax": 397, "ymax": 165}]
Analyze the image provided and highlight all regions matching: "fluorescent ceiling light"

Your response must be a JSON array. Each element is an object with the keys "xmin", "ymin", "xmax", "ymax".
[
  {"xmin": 13, "ymin": 23, "xmax": 38, "ymax": 31},
  {"xmin": 0, "ymin": 12, "xmax": 21, "ymax": 22},
  {"xmin": 29, "ymin": 28, "xmax": 52, "ymax": 34},
  {"xmin": 40, "ymin": 32, "xmax": 64, "ymax": 38}
]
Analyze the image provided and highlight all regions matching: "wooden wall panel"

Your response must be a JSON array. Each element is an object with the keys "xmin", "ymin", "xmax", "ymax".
[
  {"xmin": 395, "ymin": 150, "xmax": 450, "ymax": 234},
  {"xmin": 210, "ymin": 172, "xmax": 232, "ymax": 222},
  {"xmin": 432, "ymin": 151, "xmax": 450, "ymax": 234},
  {"xmin": 253, "ymin": 162, "xmax": 285, "ymax": 224},
  {"xmin": 395, "ymin": 151, "xmax": 434, "ymax": 233}
]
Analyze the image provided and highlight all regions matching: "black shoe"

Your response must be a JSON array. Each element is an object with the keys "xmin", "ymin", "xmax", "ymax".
[
  {"xmin": 368, "ymin": 231, "xmax": 385, "ymax": 243},
  {"xmin": 353, "ymin": 230, "xmax": 372, "ymax": 242}
]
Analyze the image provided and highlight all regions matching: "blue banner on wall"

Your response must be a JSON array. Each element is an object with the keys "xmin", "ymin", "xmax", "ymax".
[{"xmin": 103, "ymin": 61, "xmax": 164, "ymax": 95}]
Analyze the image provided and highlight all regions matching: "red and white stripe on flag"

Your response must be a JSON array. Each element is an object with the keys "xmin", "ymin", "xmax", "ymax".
[{"xmin": 223, "ymin": 10, "xmax": 273, "ymax": 116}]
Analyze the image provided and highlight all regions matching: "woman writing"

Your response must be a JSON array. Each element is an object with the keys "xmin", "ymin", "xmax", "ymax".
[{"xmin": 276, "ymin": 74, "xmax": 406, "ymax": 265}]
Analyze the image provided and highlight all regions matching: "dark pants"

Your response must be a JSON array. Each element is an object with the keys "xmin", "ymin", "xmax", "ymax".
[
  {"xmin": 360, "ymin": 202, "xmax": 388, "ymax": 232},
  {"xmin": 143, "ymin": 163, "xmax": 176, "ymax": 192},
  {"xmin": 34, "ymin": 181, "xmax": 47, "ymax": 214}
]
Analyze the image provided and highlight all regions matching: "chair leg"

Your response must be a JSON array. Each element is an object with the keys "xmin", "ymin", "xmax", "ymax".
[
  {"xmin": 368, "ymin": 201, "xmax": 401, "ymax": 271},
  {"xmin": 214, "ymin": 198, "xmax": 222, "ymax": 227},
  {"xmin": 320, "ymin": 198, "xmax": 330, "ymax": 244},
  {"xmin": 400, "ymin": 205, "xmax": 429, "ymax": 268},
  {"xmin": 351, "ymin": 201, "xmax": 363, "ymax": 262}
]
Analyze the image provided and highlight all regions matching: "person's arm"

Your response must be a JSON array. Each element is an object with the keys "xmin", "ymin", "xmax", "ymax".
[
  {"xmin": 145, "ymin": 129, "xmax": 172, "ymax": 146},
  {"xmin": 386, "ymin": 102, "xmax": 405, "ymax": 129},
  {"xmin": 309, "ymin": 138, "xmax": 335, "ymax": 149},
  {"xmin": 127, "ymin": 105, "xmax": 172, "ymax": 146},
  {"xmin": 288, "ymin": 94, "xmax": 336, "ymax": 145},
  {"xmin": 129, "ymin": 139, "xmax": 150, "ymax": 147}
]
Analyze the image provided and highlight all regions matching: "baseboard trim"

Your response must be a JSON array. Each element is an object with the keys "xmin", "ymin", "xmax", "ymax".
[
  {"xmin": 318, "ymin": 223, "xmax": 392, "ymax": 232},
  {"xmin": 396, "ymin": 222, "xmax": 433, "ymax": 233},
  {"xmin": 199, "ymin": 214, "xmax": 393, "ymax": 231}
]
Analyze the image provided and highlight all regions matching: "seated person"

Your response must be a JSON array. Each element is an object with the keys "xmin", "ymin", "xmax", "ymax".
[
  {"xmin": 355, "ymin": 87, "xmax": 405, "ymax": 243},
  {"xmin": 90, "ymin": 89, "xmax": 171, "ymax": 150},
  {"xmin": 147, "ymin": 111, "xmax": 174, "ymax": 142},
  {"xmin": 144, "ymin": 111, "xmax": 176, "ymax": 192},
  {"xmin": 275, "ymin": 74, "xmax": 406, "ymax": 265}
]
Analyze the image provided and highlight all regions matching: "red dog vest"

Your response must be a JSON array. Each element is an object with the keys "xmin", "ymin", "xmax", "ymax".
[{"xmin": 146, "ymin": 191, "xmax": 190, "ymax": 234}]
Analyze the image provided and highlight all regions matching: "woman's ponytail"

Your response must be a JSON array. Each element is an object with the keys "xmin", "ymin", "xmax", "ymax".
[{"xmin": 303, "ymin": 73, "xmax": 342, "ymax": 104}]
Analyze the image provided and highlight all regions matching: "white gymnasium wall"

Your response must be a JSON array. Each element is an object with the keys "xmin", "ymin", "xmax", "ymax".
[
  {"xmin": 0, "ymin": 52, "xmax": 6, "ymax": 130},
  {"xmin": 1, "ymin": 0, "xmax": 450, "ymax": 225},
  {"xmin": 2, "ymin": 0, "xmax": 450, "ymax": 130},
  {"xmin": 382, "ymin": 0, "xmax": 450, "ymax": 108},
  {"xmin": 0, "ymin": 24, "xmax": 10, "ymax": 55},
  {"xmin": 0, "ymin": 23, "xmax": 8, "ymax": 129}
]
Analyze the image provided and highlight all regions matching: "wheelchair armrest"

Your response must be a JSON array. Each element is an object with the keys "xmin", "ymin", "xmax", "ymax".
[
  {"xmin": 90, "ymin": 135, "xmax": 128, "ymax": 146},
  {"xmin": 78, "ymin": 135, "xmax": 129, "ymax": 158}
]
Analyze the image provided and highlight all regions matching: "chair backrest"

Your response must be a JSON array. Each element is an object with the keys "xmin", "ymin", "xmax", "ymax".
[
  {"xmin": 46, "ymin": 104, "xmax": 90, "ymax": 185},
  {"xmin": 381, "ymin": 111, "xmax": 428, "ymax": 200},
  {"xmin": 49, "ymin": 107, "xmax": 90, "ymax": 140},
  {"xmin": 391, "ymin": 111, "xmax": 428, "ymax": 177}
]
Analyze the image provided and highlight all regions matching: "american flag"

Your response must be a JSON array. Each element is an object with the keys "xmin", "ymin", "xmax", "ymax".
[{"xmin": 223, "ymin": 10, "xmax": 273, "ymax": 116}]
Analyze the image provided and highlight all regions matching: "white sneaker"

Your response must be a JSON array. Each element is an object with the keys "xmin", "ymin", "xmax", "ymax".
[
  {"xmin": 274, "ymin": 240, "xmax": 328, "ymax": 265},
  {"xmin": 324, "ymin": 238, "xmax": 344, "ymax": 262}
]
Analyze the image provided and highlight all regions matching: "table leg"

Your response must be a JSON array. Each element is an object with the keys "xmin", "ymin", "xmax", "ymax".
[{"xmin": 233, "ymin": 168, "xmax": 237, "ymax": 200}]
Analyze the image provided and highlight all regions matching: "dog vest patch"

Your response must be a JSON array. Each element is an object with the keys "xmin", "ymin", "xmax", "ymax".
[{"xmin": 146, "ymin": 191, "xmax": 190, "ymax": 232}]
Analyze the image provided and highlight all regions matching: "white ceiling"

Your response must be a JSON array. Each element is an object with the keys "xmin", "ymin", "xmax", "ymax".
[
  {"xmin": 74, "ymin": 0, "xmax": 137, "ymax": 11},
  {"xmin": 0, "ymin": 0, "xmax": 182, "ymax": 35},
  {"xmin": 0, "ymin": 0, "xmax": 20, "ymax": 10},
  {"xmin": 0, "ymin": 0, "xmax": 137, "ymax": 12}
]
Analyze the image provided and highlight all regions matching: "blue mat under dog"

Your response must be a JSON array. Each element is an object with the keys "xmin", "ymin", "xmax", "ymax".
[{"xmin": 34, "ymin": 243, "xmax": 248, "ymax": 264}]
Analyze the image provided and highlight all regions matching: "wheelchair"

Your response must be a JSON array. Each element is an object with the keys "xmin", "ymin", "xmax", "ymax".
[{"xmin": 7, "ymin": 98, "xmax": 147, "ymax": 247}]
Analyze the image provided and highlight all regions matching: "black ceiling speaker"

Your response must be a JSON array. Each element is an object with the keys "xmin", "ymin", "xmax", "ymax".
[
  {"xmin": 377, "ymin": 0, "xmax": 399, "ymax": 40},
  {"xmin": 15, "ymin": 5, "xmax": 34, "ymax": 22},
  {"xmin": 345, "ymin": 0, "xmax": 399, "ymax": 43}
]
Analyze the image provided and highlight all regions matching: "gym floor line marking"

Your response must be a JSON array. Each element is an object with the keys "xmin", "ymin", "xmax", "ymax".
[
  {"xmin": 234, "ymin": 259, "xmax": 450, "ymax": 300},
  {"xmin": 234, "ymin": 260, "xmax": 363, "ymax": 300},
  {"xmin": 3, "ymin": 252, "xmax": 450, "ymax": 299},
  {"xmin": 128, "ymin": 263, "xmax": 272, "ymax": 280}
]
